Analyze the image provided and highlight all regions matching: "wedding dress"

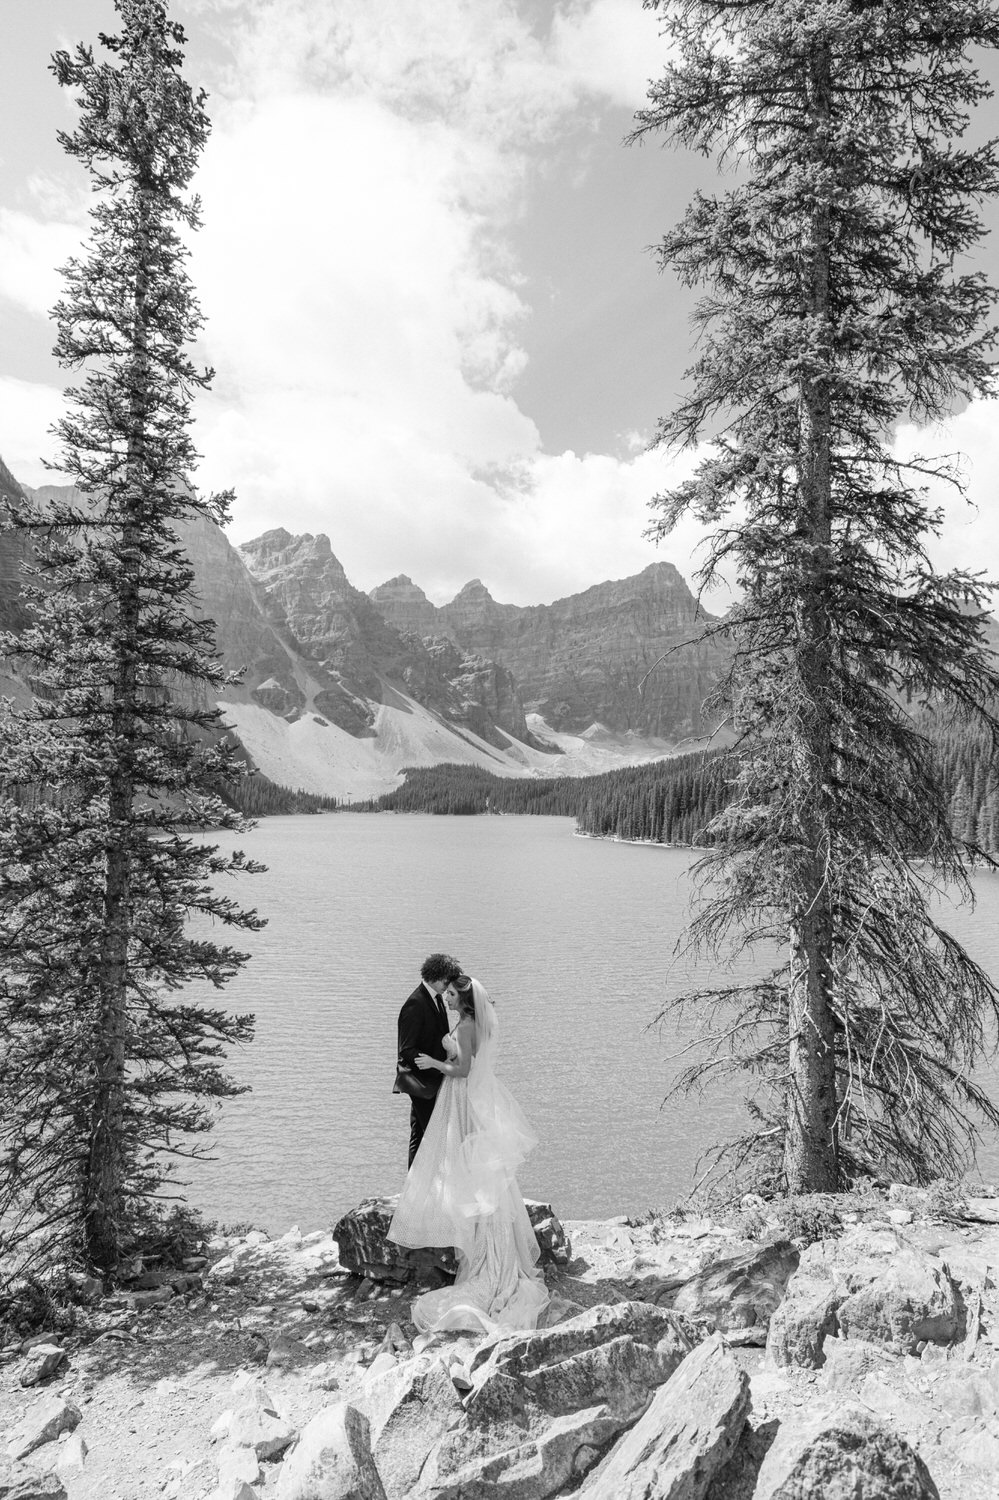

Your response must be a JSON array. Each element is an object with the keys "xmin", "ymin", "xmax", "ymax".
[{"xmin": 387, "ymin": 979, "xmax": 549, "ymax": 1335}]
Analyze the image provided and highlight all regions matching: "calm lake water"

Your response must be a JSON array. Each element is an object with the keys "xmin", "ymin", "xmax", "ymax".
[{"xmin": 183, "ymin": 814, "xmax": 999, "ymax": 1233}]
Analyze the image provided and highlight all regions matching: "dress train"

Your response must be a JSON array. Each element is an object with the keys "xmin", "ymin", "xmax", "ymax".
[{"xmin": 387, "ymin": 981, "xmax": 548, "ymax": 1334}]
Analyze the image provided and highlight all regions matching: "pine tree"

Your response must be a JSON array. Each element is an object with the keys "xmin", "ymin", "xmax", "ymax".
[
  {"xmin": 636, "ymin": 0, "xmax": 999, "ymax": 1192},
  {"xmin": 0, "ymin": 0, "xmax": 261, "ymax": 1280}
]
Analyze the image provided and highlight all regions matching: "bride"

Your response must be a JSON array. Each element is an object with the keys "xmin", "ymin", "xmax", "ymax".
[{"xmin": 387, "ymin": 974, "xmax": 549, "ymax": 1334}]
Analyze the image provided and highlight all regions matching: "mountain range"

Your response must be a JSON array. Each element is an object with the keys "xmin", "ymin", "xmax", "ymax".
[{"xmin": 0, "ymin": 458, "xmax": 726, "ymax": 799}]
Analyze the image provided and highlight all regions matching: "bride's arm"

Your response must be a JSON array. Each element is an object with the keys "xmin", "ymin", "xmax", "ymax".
[{"xmin": 414, "ymin": 1020, "xmax": 473, "ymax": 1078}]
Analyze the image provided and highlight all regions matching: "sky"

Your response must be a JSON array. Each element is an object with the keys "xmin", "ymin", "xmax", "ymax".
[{"xmin": 2, "ymin": 0, "xmax": 998, "ymax": 607}]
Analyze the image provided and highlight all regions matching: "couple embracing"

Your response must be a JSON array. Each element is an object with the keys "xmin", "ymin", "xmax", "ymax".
[{"xmin": 388, "ymin": 953, "xmax": 549, "ymax": 1335}]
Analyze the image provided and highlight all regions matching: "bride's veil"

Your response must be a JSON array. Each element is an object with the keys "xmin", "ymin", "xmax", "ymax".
[
  {"xmin": 464, "ymin": 977, "xmax": 537, "ymax": 1186},
  {"xmin": 470, "ymin": 977, "xmax": 497, "ymax": 1058}
]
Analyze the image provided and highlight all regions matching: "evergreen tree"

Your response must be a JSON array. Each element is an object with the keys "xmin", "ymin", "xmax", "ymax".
[
  {"xmin": 0, "ymin": 0, "xmax": 260, "ymax": 1279},
  {"xmin": 635, "ymin": 0, "xmax": 999, "ymax": 1192}
]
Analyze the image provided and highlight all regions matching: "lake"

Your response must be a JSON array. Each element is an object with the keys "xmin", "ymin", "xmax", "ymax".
[{"xmin": 183, "ymin": 814, "xmax": 999, "ymax": 1233}]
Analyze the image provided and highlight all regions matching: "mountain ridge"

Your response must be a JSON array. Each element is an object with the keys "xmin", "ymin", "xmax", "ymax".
[
  {"xmin": 0, "ymin": 457, "xmax": 727, "ymax": 798},
  {"xmin": 370, "ymin": 557, "xmax": 726, "ymax": 737}
]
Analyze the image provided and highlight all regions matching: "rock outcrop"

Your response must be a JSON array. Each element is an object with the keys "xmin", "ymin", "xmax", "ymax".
[
  {"xmin": 332, "ymin": 1196, "xmax": 571, "ymax": 1284},
  {"xmin": 579, "ymin": 1332, "xmax": 749, "ymax": 1498},
  {"xmin": 0, "ymin": 459, "xmax": 35, "ymax": 644},
  {"xmin": 356, "ymin": 1356, "xmax": 463, "ymax": 1500},
  {"xmin": 632, "ymin": 1239, "xmax": 800, "ymax": 1344},
  {"xmin": 419, "ymin": 1301, "xmax": 696, "ymax": 1499},
  {"xmin": 0, "ymin": 464, "xmax": 544, "ymax": 770},
  {"xmin": 0, "ymin": 1456, "xmax": 67, "ymax": 1499},
  {"xmin": 228, "ymin": 529, "xmax": 538, "ymax": 746},
  {"xmin": 4, "ymin": 1200, "xmax": 987, "ymax": 1500},
  {"xmin": 767, "ymin": 1227, "xmax": 964, "ymax": 1367},
  {"xmin": 371, "ymin": 562, "xmax": 728, "ymax": 737},
  {"xmin": 274, "ymin": 1403, "xmax": 384, "ymax": 1500},
  {"xmin": 6, "ymin": 1395, "xmax": 82, "ymax": 1462},
  {"xmin": 753, "ymin": 1404, "xmax": 941, "ymax": 1500}
]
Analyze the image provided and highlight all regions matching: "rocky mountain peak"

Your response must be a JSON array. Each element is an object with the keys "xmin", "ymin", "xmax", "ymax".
[
  {"xmin": 240, "ymin": 530, "xmax": 350, "ymax": 595},
  {"xmin": 372, "ymin": 557, "xmax": 724, "ymax": 737},
  {"xmin": 368, "ymin": 574, "xmax": 438, "ymax": 638},
  {"xmin": 452, "ymin": 578, "xmax": 494, "ymax": 603},
  {"xmin": 370, "ymin": 574, "xmax": 432, "ymax": 606}
]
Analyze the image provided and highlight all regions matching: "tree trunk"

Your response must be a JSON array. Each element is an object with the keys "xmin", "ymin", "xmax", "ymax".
[
  {"xmin": 83, "ymin": 188, "xmax": 152, "ymax": 1273},
  {"xmin": 784, "ymin": 38, "xmax": 839, "ymax": 1194}
]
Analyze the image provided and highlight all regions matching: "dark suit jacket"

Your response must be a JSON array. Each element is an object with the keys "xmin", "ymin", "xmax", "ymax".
[{"xmin": 397, "ymin": 982, "xmax": 449, "ymax": 1097}]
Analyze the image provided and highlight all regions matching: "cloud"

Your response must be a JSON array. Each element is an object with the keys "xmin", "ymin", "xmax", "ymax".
[
  {"xmin": 551, "ymin": 0, "xmax": 668, "ymax": 108},
  {"xmin": 892, "ymin": 401, "xmax": 999, "ymax": 589},
  {"xmin": 14, "ymin": 0, "xmax": 992, "ymax": 625},
  {"xmin": 0, "ymin": 209, "xmax": 81, "ymax": 317},
  {"xmin": 181, "ymin": 0, "xmax": 674, "ymax": 598},
  {"xmin": 0, "ymin": 378, "xmax": 67, "ymax": 486},
  {"xmin": 1, "ymin": 1, "xmax": 681, "ymax": 602}
]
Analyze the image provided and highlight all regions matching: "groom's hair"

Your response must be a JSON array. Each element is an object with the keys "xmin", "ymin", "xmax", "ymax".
[{"xmin": 420, "ymin": 953, "xmax": 462, "ymax": 985}]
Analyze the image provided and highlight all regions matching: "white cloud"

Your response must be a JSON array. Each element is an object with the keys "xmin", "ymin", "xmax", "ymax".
[
  {"xmin": 551, "ymin": 0, "xmax": 668, "ymax": 108},
  {"xmin": 0, "ymin": 378, "xmax": 67, "ymax": 486},
  {"xmin": 892, "ymin": 402, "xmax": 999, "ymax": 587},
  {"xmin": 13, "ymin": 0, "xmax": 991, "ymax": 624},
  {"xmin": 0, "ymin": 209, "xmax": 81, "ymax": 317},
  {"xmin": 1, "ymin": 1, "xmax": 679, "ymax": 602}
]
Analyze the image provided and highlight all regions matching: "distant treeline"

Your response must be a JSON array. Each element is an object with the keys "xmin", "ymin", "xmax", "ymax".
[
  {"xmin": 8, "ymin": 770, "xmax": 340, "ymax": 819},
  {"xmin": 8, "ymin": 725, "xmax": 998, "ymax": 844},
  {"xmin": 359, "ymin": 723, "xmax": 999, "ymax": 853},
  {"xmin": 219, "ymin": 772, "xmax": 340, "ymax": 817},
  {"xmin": 358, "ymin": 752, "xmax": 733, "ymax": 845},
  {"xmin": 936, "ymin": 724, "xmax": 999, "ymax": 855}
]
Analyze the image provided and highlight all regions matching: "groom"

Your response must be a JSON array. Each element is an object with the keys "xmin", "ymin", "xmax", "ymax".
[{"xmin": 397, "ymin": 952, "xmax": 462, "ymax": 1167}]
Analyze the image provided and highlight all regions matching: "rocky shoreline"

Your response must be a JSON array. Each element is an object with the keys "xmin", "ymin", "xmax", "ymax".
[{"xmin": 2, "ymin": 1185, "xmax": 998, "ymax": 1498}]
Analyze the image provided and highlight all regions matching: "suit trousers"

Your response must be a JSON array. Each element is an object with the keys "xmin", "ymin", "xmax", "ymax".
[{"xmin": 409, "ymin": 1092, "xmax": 437, "ymax": 1168}]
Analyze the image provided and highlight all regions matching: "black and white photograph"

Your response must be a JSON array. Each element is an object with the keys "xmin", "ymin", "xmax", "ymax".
[{"xmin": 3, "ymin": 2, "xmax": 999, "ymax": 1497}]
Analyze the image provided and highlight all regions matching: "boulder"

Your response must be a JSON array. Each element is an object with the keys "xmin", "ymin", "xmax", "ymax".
[
  {"xmin": 274, "ymin": 1404, "xmax": 385, "ymax": 1500},
  {"xmin": 54, "ymin": 1433, "xmax": 88, "ymax": 1476},
  {"xmin": 579, "ymin": 1332, "xmax": 749, "ymax": 1499},
  {"xmin": 19, "ymin": 1345, "xmax": 69, "ymax": 1388},
  {"xmin": 821, "ymin": 1337, "xmax": 892, "ymax": 1392},
  {"xmin": 753, "ymin": 1404, "xmax": 940, "ymax": 1499},
  {"xmin": 767, "ymin": 1228, "xmax": 962, "ymax": 1367},
  {"xmin": 524, "ymin": 1203, "xmax": 572, "ymax": 1266},
  {"xmin": 6, "ymin": 1397, "xmax": 82, "ymax": 1462},
  {"xmin": 418, "ymin": 1301, "xmax": 695, "ymax": 1499},
  {"xmin": 217, "ymin": 1444, "xmax": 263, "ymax": 1488},
  {"xmin": 661, "ymin": 1241, "xmax": 799, "ymax": 1341},
  {"xmin": 333, "ymin": 1198, "xmax": 455, "ymax": 1283},
  {"xmin": 836, "ymin": 1247, "xmax": 962, "ymax": 1352},
  {"xmin": 767, "ymin": 1277, "xmax": 839, "ymax": 1369},
  {"xmin": 0, "ymin": 1457, "xmax": 66, "ymax": 1499},
  {"xmin": 227, "ymin": 1385, "xmax": 297, "ymax": 1460},
  {"xmin": 210, "ymin": 1483, "xmax": 259, "ymax": 1500},
  {"xmin": 333, "ymin": 1197, "xmax": 570, "ymax": 1283},
  {"xmin": 355, "ymin": 1355, "xmax": 463, "ymax": 1500}
]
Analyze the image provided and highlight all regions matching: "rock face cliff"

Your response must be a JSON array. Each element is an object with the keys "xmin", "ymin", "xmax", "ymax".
[
  {"xmin": 0, "ymin": 460, "xmax": 36, "ymax": 640},
  {"xmin": 370, "ymin": 562, "xmax": 727, "ymax": 737},
  {"xmin": 0, "ymin": 473, "xmax": 538, "ymax": 766},
  {"xmin": 237, "ymin": 529, "xmax": 538, "ymax": 748},
  {"xmin": 1, "ymin": 454, "xmax": 728, "ymax": 794}
]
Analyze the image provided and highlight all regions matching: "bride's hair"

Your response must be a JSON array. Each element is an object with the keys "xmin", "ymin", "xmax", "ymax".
[{"xmin": 452, "ymin": 972, "xmax": 475, "ymax": 1020}]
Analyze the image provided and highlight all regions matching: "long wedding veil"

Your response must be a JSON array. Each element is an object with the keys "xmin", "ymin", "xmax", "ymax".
[{"xmin": 463, "ymin": 977, "xmax": 537, "ymax": 1195}]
